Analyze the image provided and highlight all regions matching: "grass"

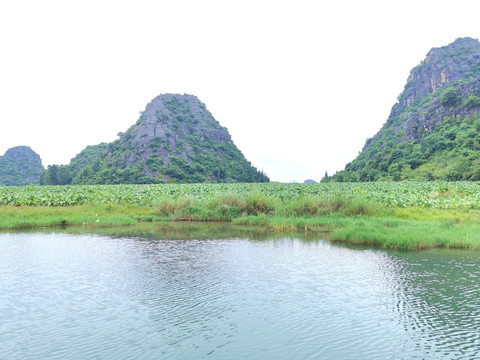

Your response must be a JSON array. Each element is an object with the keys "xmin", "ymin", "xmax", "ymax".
[
  {"xmin": 2, "ymin": 185, "xmax": 480, "ymax": 250},
  {"xmin": 0, "ymin": 204, "xmax": 159, "ymax": 229},
  {"xmin": 323, "ymin": 216, "xmax": 480, "ymax": 250},
  {"xmin": 232, "ymin": 214, "xmax": 480, "ymax": 250}
]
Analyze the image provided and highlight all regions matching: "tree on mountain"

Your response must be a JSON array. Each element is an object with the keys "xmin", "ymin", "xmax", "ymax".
[{"xmin": 440, "ymin": 87, "xmax": 461, "ymax": 107}]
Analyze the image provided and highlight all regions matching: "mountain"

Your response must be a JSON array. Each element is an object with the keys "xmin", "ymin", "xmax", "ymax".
[
  {"xmin": 328, "ymin": 37, "xmax": 480, "ymax": 182},
  {"xmin": 303, "ymin": 179, "xmax": 317, "ymax": 184},
  {"xmin": 41, "ymin": 94, "xmax": 269, "ymax": 184},
  {"xmin": 0, "ymin": 146, "xmax": 44, "ymax": 186}
]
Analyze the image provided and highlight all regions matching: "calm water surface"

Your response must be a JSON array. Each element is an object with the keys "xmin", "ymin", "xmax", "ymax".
[{"xmin": 1, "ymin": 226, "xmax": 480, "ymax": 359}]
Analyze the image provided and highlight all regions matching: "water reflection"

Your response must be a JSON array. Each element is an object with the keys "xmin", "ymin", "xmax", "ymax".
[{"xmin": 1, "ymin": 224, "xmax": 479, "ymax": 359}]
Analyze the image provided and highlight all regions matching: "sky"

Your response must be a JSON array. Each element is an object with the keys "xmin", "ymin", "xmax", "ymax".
[{"xmin": 2, "ymin": 0, "xmax": 480, "ymax": 182}]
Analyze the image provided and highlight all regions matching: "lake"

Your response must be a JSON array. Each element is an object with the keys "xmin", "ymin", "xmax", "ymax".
[{"xmin": 1, "ymin": 224, "xmax": 479, "ymax": 359}]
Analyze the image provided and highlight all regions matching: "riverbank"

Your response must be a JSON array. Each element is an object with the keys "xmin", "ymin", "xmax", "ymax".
[{"xmin": 2, "ymin": 191, "xmax": 480, "ymax": 250}]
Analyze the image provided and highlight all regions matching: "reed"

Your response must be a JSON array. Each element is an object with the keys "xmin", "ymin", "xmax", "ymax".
[{"xmin": 2, "ymin": 188, "xmax": 480, "ymax": 250}]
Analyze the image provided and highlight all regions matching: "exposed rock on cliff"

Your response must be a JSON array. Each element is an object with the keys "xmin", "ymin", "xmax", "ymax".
[
  {"xmin": 328, "ymin": 37, "xmax": 480, "ymax": 182},
  {"xmin": 41, "ymin": 94, "xmax": 269, "ymax": 184}
]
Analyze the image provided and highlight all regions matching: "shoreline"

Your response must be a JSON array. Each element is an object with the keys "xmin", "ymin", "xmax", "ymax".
[{"xmin": 2, "ymin": 203, "xmax": 480, "ymax": 250}]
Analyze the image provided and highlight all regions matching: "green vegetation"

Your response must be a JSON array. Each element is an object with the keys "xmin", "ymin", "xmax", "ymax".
[
  {"xmin": 464, "ymin": 94, "xmax": 480, "ymax": 109},
  {"xmin": 0, "ymin": 146, "xmax": 44, "ymax": 186},
  {"xmin": 398, "ymin": 37, "xmax": 480, "ymax": 106},
  {"xmin": 328, "ymin": 110, "xmax": 480, "ymax": 182},
  {"xmin": 4, "ymin": 182, "xmax": 480, "ymax": 208},
  {"xmin": 3, "ymin": 182, "xmax": 480, "ymax": 250},
  {"xmin": 328, "ymin": 38, "xmax": 480, "ymax": 183},
  {"xmin": 40, "ymin": 94, "xmax": 269, "ymax": 185},
  {"xmin": 0, "ymin": 204, "xmax": 157, "ymax": 229},
  {"xmin": 440, "ymin": 87, "xmax": 462, "ymax": 107}
]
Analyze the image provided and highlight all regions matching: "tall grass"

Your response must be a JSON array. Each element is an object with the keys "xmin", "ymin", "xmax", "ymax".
[
  {"xmin": 0, "ymin": 193, "xmax": 382, "ymax": 229},
  {"xmin": 330, "ymin": 216, "xmax": 480, "ymax": 250},
  {"xmin": 2, "ymin": 191, "xmax": 480, "ymax": 250},
  {"xmin": 154, "ymin": 193, "xmax": 382, "ymax": 220}
]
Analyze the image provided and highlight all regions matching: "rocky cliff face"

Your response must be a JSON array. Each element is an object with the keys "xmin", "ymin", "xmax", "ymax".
[
  {"xmin": 369, "ymin": 37, "xmax": 480, "ymax": 151},
  {"xmin": 0, "ymin": 146, "xmax": 44, "ymax": 185},
  {"xmin": 43, "ymin": 94, "xmax": 269, "ymax": 184},
  {"xmin": 394, "ymin": 37, "xmax": 480, "ymax": 113},
  {"xmin": 113, "ymin": 94, "xmax": 234, "ymax": 171},
  {"xmin": 329, "ymin": 37, "xmax": 480, "ymax": 182},
  {"xmin": 396, "ymin": 77, "xmax": 480, "ymax": 143}
]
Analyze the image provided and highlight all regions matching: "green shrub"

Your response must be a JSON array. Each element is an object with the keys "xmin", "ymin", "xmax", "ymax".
[
  {"xmin": 464, "ymin": 94, "xmax": 480, "ymax": 109},
  {"xmin": 441, "ymin": 87, "xmax": 461, "ymax": 107}
]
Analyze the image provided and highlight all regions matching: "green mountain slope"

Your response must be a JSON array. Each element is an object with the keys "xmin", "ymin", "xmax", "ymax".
[
  {"xmin": 328, "ymin": 37, "xmax": 480, "ymax": 182},
  {"xmin": 0, "ymin": 146, "xmax": 44, "ymax": 186},
  {"xmin": 41, "ymin": 94, "xmax": 269, "ymax": 184}
]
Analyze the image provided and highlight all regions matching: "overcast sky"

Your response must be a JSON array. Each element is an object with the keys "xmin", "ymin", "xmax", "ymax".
[{"xmin": 2, "ymin": 0, "xmax": 480, "ymax": 182}]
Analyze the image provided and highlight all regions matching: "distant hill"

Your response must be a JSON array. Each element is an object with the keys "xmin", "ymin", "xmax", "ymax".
[
  {"xmin": 303, "ymin": 179, "xmax": 317, "ymax": 184},
  {"xmin": 327, "ymin": 37, "xmax": 480, "ymax": 182},
  {"xmin": 41, "ymin": 94, "xmax": 269, "ymax": 184},
  {"xmin": 0, "ymin": 146, "xmax": 44, "ymax": 186}
]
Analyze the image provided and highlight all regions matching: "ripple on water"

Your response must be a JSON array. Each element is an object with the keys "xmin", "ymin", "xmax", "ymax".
[{"xmin": 1, "ymin": 233, "xmax": 480, "ymax": 359}]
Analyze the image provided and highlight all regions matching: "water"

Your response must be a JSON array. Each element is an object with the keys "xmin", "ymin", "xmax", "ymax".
[{"xmin": 1, "ymin": 225, "xmax": 480, "ymax": 359}]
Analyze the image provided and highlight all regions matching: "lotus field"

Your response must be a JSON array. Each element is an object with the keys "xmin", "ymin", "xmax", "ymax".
[{"xmin": 1, "ymin": 182, "xmax": 480, "ymax": 209}]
